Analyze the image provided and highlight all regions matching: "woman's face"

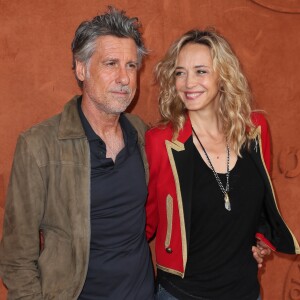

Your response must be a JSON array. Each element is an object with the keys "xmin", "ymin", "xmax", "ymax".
[{"xmin": 175, "ymin": 43, "xmax": 220, "ymax": 113}]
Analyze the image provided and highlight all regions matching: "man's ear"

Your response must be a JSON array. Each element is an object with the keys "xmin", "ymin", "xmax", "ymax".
[{"xmin": 75, "ymin": 60, "xmax": 86, "ymax": 81}]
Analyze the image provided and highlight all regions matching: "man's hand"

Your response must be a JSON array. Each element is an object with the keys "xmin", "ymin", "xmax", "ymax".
[{"xmin": 252, "ymin": 240, "xmax": 272, "ymax": 268}]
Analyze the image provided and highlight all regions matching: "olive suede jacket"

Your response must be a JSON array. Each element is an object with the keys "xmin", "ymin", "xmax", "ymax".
[
  {"xmin": 0, "ymin": 96, "xmax": 149, "ymax": 299},
  {"xmin": 145, "ymin": 113, "xmax": 300, "ymax": 278}
]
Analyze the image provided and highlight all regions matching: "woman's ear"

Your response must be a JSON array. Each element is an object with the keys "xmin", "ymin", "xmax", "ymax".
[{"xmin": 218, "ymin": 79, "xmax": 225, "ymax": 92}]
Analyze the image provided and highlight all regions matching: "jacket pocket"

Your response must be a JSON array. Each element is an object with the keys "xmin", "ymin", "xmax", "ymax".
[
  {"xmin": 165, "ymin": 195, "xmax": 173, "ymax": 249},
  {"xmin": 38, "ymin": 229, "xmax": 74, "ymax": 295}
]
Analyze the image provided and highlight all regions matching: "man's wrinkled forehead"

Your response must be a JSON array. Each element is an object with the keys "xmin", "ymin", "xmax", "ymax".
[{"xmin": 94, "ymin": 35, "xmax": 138, "ymax": 62}]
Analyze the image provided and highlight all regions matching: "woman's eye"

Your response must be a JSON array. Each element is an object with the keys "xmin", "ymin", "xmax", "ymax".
[
  {"xmin": 175, "ymin": 71, "xmax": 184, "ymax": 77},
  {"xmin": 197, "ymin": 69, "xmax": 206, "ymax": 74}
]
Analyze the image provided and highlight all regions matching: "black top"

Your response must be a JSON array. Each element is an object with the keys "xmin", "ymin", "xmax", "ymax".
[
  {"xmin": 77, "ymin": 99, "xmax": 154, "ymax": 300},
  {"xmin": 158, "ymin": 143, "xmax": 265, "ymax": 300}
]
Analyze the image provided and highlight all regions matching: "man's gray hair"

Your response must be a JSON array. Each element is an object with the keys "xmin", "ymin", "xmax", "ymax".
[{"xmin": 71, "ymin": 6, "xmax": 147, "ymax": 88}]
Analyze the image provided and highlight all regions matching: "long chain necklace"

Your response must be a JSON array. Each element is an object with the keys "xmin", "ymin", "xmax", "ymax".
[{"xmin": 192, "ymin": 127, "xmax": 231, "ymax": 211}]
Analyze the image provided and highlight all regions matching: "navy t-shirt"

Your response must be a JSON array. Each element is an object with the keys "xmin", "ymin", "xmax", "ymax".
[{"xmin": 77, "ymin": 100, "xmax": 154, "ymax": 300}]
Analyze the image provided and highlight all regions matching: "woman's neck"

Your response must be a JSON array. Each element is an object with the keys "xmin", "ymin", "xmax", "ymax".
[{"xmin": 189, "ymin": 110, "xmax": 223, "ymax": 139}]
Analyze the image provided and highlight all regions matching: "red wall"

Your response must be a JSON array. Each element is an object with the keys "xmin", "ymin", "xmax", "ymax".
[{"xmin": 1, "ymin": 1, "xmax": 300, "ymax": 299}]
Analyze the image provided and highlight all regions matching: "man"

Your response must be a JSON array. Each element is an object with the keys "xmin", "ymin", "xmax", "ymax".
[{"xmin": 0, "ymin": 6, "xmax": 153, "ymax": 299}]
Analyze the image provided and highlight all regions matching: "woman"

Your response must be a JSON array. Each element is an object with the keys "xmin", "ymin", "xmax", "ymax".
[{"xmin": 145, "ymin": 29, "xmax": 299, "ymax": 300}]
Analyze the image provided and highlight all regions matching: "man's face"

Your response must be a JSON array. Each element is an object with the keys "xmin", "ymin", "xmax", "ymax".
[{"xmin": 76, "ymin": 35, "xmax": 138, "ymax": 115}]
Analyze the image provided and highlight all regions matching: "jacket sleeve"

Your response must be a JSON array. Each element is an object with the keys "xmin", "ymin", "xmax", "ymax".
[
  {"xmin": 145, "ymin": 130, "xmax": 159, "ymax": 241},
  {"xmin": 251, "ymin": 113, "xmax": 277, "ymax": 250},
  {"xmin": 252, "ymin": 112, "xmax": 271, "ymax": 172},
  {"xmin": 0, "ymin": 134, "xmax": 44, "ymax": 299}
]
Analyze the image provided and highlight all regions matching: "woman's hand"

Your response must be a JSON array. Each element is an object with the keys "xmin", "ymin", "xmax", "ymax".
[{"xmin": 252, "ymin": 240, "xmax": 272, "ymax": 268}]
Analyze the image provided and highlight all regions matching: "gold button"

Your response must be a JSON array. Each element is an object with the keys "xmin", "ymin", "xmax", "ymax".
[{"xmin": 166, "ymin": 247, "xmax": 172, "ymax": 253}]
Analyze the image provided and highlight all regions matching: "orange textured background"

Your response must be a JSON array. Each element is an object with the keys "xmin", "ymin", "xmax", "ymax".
[{"xmin": 0, "ymin": 1, "xmax": 300, "ymax": 299}]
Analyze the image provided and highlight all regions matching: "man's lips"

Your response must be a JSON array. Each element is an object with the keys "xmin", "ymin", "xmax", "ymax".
[
  {"xmin": 112, "ymin": 91, "xmax": 129, "ymax": 95},
  {"xmin": 110, "ymin": 87, "xmax": 131, "ymax": 95}
]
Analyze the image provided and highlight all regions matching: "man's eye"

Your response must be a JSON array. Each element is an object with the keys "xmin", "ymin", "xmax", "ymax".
[
  {"xmin": 105, "ymin": 61, "xmax": 116, "ymax": 66},
  {"xmin": 128, "ymin": 63, "xmax": 138, "ymax": 69}
]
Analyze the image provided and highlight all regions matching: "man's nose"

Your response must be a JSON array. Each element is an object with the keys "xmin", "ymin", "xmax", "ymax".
[{"xmin": 116, "ymin": 67, "xmax": 130, "ymax": 85}]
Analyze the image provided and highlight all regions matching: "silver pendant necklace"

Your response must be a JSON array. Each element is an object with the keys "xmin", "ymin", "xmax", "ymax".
[{"xmin": 192, "ymin": 127, "xmax": 231, "ymax": 211}]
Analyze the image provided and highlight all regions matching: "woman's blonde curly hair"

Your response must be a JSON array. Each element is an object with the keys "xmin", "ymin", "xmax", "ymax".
[{"xmin": 155, "ymin": 28, "xmax": 256, "ymax": 155}]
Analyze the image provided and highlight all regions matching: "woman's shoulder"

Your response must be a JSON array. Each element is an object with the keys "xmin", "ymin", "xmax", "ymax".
[
  {"xmin": 146, "ymin": 123, "xmax": 173, "ymax": 140},
  {"xmin": 250, "ymin": 111, "xmax": 268, "ymax": 128}
]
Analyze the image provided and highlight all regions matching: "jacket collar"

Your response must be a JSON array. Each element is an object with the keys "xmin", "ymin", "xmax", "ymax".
[
  {"xmin": 57, "ymin": 95, "xmax": 143, "ymax": 142},
  {"xmin": 58, "ymin": 95, "xmax": 86, "ymax": 140},
  {"xmin": 177, "ymin": 115, "xmax": 193, "ymax": 143}
]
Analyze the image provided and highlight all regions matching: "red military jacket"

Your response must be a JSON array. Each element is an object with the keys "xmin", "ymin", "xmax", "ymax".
[{"xmin": 145, "ymin": 113, "xmax": 300, "ymax": 278}]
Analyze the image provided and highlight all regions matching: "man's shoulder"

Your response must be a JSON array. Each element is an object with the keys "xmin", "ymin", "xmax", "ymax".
[
  {"xmin": 124, "ymin": 113, "xmax": 148, "ymax": 133},
  {"xmin": 21, "ymin": 112, "xmax": 61, "ymax": 141},
  {"xmin": 21, "ymin": 95, "xmax": 80, "ymax": 142}
]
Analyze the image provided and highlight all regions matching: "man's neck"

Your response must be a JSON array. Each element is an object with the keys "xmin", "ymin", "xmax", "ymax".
[
  {"xmin": 81, "ymin": 97, "xmax": 125, "ymax": 161},
  {"xmin": 81, "ymin": 98, "xmax": 121, "ymax": 135}
]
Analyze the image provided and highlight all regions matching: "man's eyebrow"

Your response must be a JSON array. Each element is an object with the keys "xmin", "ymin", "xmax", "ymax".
[
  {"xmin": 128, "ymin": 60, "xmax": 139, "ymax": 65},
  {"xmin": 102, "ymin": 58, "xmax": 138, "ymax": 64},
  {"xmin": 103, "ymin": 57, "xmax": 119, "ymax": 61}
]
